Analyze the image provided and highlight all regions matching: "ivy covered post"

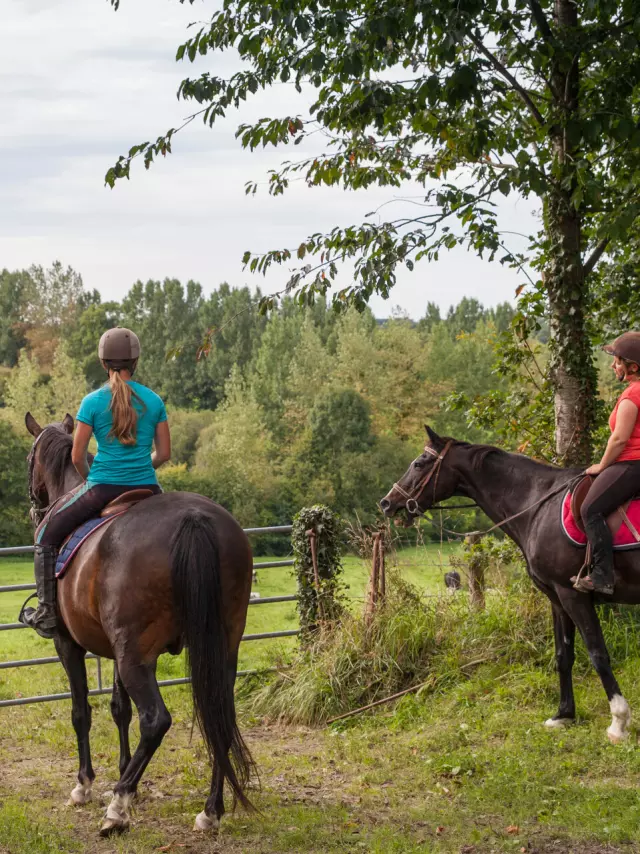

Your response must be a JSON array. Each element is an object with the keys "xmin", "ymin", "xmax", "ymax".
[{"xmin": 292, "ymin": 506, "xmax": 344, "ymax": 641}]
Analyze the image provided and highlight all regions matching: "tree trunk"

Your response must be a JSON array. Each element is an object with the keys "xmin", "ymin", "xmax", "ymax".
[{"xmin": 543, "ymin": 0, "xmax": 598, "ymax": 467}]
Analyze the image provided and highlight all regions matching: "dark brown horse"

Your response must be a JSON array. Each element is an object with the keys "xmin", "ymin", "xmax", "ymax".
[
  {"xmin": 25, "ymin": 412, "xmax": 254, "ymax": 836},
  {"xmin": 381, "ymin": 426, "xmax": 640, "ymax": 743}
]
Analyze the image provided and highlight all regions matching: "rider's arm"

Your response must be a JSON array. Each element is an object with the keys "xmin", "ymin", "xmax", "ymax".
[
  {"xmin": 152, "ymin": 421, "xmax": 171, "ymax": 469},
  {"xmin": 71, "ymin": 421, "xmax": 93, "ymax": 480},
  {"xmin": 598, "ymin": 399, "xmax": 638, "ymax": 469}
]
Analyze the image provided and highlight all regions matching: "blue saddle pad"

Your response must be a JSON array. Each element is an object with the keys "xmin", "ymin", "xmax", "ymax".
[{"xmin": 56, "ymin": 517, "xmax": 113, "ymax": 578}]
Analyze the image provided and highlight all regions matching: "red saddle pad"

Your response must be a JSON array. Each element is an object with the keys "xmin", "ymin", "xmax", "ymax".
[{"xmin": 561, "ymin": 491, "xmax": 640, "ymax": 550}]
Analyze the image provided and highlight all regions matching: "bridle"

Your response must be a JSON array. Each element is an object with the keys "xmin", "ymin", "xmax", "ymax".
[
  {"xmin": 27, "ymin": 426, "xmax": 57, "ymax": 526},
  {"xmin": 391, "ymin": 440, "xmax": 454, "ymax": 517}
]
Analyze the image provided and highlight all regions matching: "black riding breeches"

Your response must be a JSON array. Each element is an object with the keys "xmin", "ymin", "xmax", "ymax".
[
  {"xmin": 580, "ymin": 460, "xmax": 640, "ymax": 570},
  {"xmin": 37, "ymin": 482, "xmax": 162, "ymax": 548}
]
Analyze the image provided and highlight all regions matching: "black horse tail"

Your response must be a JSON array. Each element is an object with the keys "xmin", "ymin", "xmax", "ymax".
[{"xmin": 171, "ymin": 511, "xmax": 254, "ymax": 810}]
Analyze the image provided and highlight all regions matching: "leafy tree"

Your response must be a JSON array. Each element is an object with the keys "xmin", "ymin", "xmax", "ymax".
[
  {"xmin": 65, "ymin": 301, "xmax": 122, "ymax": 387},
  {"xmin": 417, "ymin": 302, "xmax": 442, "ymax": 335},
  {"xmin": 194, "ymin": 368, "xmax": 278, "ymax": 525},
  {"xmin": 0, "ymin": 420, "xmax": 31, "ymax": 546},
  {"xmin": 3, "ymin": 350, "xmax": 53, "ymax": 432},
  {"xmin": 446, "ymin": 297, "xmax": 486, "ymax": 337},
  {"xmin": 106, "ymin": 0, "xmax": 640, "ymax": 465},
  {"xmin": 167, "ymin": 407, "xmax": 216, "ymax": 466},
  {"xmin": 0, "ymin": 269, "xmax": 30, "ymax": 367},
  {"xmin": 309, "ymin": 388, "xmax": 373, "ymax": 460},
  {"xmin": 49, "ymin": 344, "xmax": 89, "ymax": 422}
]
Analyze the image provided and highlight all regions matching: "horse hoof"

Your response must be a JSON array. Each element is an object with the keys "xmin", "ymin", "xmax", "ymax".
[
  {"xmin": 99, "ymin": 818, "xmax": 130, "ymax": 838},
  {"xmin": 607, "ymin": 694, "xmax": 631, "ymax": 744},
  {"xmin": 544, "ymin": 717, "xmax": 573, "ymax": 729},
  {"xmin": 194, "ymin": 810, "xmax": 219, "ymax": 832},
  {"xmin": 607, "ymin": 728, "xmax": 630, "ymax": 745},
  {"xmin": 68, "ymin": 781, "xmax": 92, "ymax": 805}
]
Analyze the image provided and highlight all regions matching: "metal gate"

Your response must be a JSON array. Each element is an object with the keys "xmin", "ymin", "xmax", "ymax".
[{"xmin": 0, "ymin": 524, "xmax": 298, "ymax": 708}]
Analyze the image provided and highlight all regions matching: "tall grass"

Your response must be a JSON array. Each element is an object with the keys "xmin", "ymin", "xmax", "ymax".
[{"xmin": 249, "ymin": 554, "xmax": 640, "ymax": 726}]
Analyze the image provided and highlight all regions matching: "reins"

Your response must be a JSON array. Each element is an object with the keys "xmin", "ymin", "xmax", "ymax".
[{"xmin": 394, "ymin": 441, "xmax": 583, "ymax": 540}]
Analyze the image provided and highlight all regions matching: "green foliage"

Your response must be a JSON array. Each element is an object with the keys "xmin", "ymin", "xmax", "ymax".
[
  {"xmin": 166, "ymin": 407, "xmax": 215, "ymax": 466},
  {"xmin": 0, "ymin": 420, "xmax": 31, "ymax": 546},
  {"xmin": 251, "ymin": 568, "xmax": 551, "ymax": 725},
  {"xmin": 292, "ymin": 505, "xmax": 345, "ymax": 639}
]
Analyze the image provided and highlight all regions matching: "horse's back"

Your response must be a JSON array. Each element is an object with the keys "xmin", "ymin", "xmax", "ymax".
[{"xmin": 58, "ymin": 491, "xmax": 252, "ymax": 659}]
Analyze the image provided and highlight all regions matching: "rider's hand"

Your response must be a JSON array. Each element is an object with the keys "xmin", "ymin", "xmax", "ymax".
[{"xmin": 585, "ymin": 463, "xmax": 604, "ymax": 475}]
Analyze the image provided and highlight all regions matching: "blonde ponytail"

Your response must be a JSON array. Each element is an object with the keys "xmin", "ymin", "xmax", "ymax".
[{"xmin": 109, "ymin": 370, "xmax": 138, "ymax": 445}]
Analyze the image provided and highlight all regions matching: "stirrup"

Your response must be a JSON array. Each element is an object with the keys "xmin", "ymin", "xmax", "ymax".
[
  {"xmin": 571, "ymin": 574, "xmax": 614, "ymax": 596},
  {"xmin": 18, "ymin": 593, "xmax": 57, "ymax": 639}
]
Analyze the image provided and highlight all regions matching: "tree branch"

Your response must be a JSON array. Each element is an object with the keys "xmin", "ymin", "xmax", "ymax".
[
  {"xmin": 583, "ymin": 238, "xmax": 609, "ymax": 276},
  {"xmin": 467, "ymin": 34, "xmax": 545, "ymax": 125},
  {"xmin": 527, "ymin": 0, "xmax": 555, "ymax": 44}
]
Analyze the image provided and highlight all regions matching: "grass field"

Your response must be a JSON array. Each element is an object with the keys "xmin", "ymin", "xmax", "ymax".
[
  {"xmin": 3, "ymin": 543, "xmax": 640, "ymax": 853},
  {"xmin": 0, "ymin": 541, "xmax": 459, "ymax": 702}
]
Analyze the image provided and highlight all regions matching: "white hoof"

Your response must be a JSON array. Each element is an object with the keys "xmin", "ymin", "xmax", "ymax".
[
  {"xmin": 194, "ymin": 810, "xmax": 219, "ymax": 832},
  {"xmin": 68, "ymin": 780, "xmax": 93, "ymax": 805},
  {"xmin": 607, "ymin": 694, "xmax": 631, "ymax": 744},
  {"xmin": 100, "ymin": 792, "xmax": 133, "ymax": 837},
  {"xmin": 544, "ymin": 717, "xmax": 572, "ymax": 729}
]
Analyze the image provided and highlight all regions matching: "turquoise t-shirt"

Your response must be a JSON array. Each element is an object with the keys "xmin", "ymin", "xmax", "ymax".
[{"xmin": 76, "ymin": 381, "xmax": 167, "ymax": 486}]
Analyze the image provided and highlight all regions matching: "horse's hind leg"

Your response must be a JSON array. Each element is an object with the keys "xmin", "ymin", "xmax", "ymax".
[
  {"xmin": 54, "ymin": 632, "xmax": 95, "ymax": 805},
  {"xmin": 545, "ymin": 605, "xmax": 576, "ymax": 728},
  {"xmin": 110, "ymin": 661, "xmax": 132, "ymax": 777},
  {"xmin": 101, "ymin": 658, "xmax": 171, "ymax": 837},
  {"xmin": 195, "ymin": 650, "xmax": 239, "ymax": 833},
  {"xmin": 557, "ymin": 587, "xmax": 631, "ymax": 743}
]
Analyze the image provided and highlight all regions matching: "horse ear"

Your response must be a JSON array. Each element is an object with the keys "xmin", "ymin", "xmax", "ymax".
[
  {"xmin": 424, "ymin": 424, "xmax": 443, "ymax": 447},
  {"xmin": 62, "ymin": 413, "xmax": 74, "ymax": 434},
  {"xmin": 25, "ymin": 412, "xmax": 42, "ymax": 437}
]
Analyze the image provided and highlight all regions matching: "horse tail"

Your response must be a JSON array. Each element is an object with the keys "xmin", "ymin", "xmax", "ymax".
[{"xmin": 170, "ymin": 511, "xmax": 254, "ymax": 810}]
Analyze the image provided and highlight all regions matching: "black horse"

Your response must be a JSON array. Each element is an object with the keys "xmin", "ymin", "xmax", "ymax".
[{"xmin": 381, "ymin": 426, "xmax": 639, "ymax": 743}]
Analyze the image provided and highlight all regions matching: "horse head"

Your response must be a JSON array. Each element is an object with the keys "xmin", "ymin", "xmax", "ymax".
[
  {"xmin": 379, "ymin": 425, "xmax": 460, "ymax": 526},
  {"xmin": 25, "ymin": 411, "xmax": 74, "ymax": 523}
]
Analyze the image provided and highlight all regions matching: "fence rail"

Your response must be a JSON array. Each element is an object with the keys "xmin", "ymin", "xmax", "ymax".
[{"xmin": 0, "ymin": 523, "xmax": 298, "ymax": 708}]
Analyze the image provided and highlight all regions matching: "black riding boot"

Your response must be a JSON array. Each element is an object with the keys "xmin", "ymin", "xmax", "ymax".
[
  {"xmin": 583, "ymin": 514, "xmax": 615, "ymax": 595},
  {"xmin": 19, "ymin": 545, "xmax": 58, "ymax": 639}
]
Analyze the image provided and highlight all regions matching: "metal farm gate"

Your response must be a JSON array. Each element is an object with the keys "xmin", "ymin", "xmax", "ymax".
[{"xmin": 0, "ymin": 524, "xmax": 298, "ymax": 708}]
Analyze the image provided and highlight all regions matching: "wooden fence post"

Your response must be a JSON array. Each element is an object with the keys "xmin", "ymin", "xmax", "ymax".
[
  {"xmin": 465, "ymin": 532, "xmax": 485, "ymax": 611},
  {"xmin": 365, "ymin": 533, "xmax": 386, "ymax": 625}
]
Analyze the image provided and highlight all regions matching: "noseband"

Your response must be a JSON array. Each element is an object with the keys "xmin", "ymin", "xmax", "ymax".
[
  {"xmin": 27, "ymin": 427, "xmax": 56, "ymax": 526},
  {"xmin": 392, "ymin": 440, "xmax": 453, "ymax": 516}
]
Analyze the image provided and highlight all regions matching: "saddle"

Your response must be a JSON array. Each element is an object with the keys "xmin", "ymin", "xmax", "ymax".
[
  {"xmin": 55, "ymin": 489, "xmax": 154, "ymax": 578},
  {"xmin": 563, "ymin": 475, "xmax": 640, "ymax": 549}
]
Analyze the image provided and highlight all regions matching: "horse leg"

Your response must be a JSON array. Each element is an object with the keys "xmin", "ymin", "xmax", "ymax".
[
  {"xmin": 101, "ymin": 658, "xmax": 172, "ymax": 837},
  {"xmin": 195, "ymin": 651, "xmax": 239, "ymax": 832},
  {"xmin": 54, "ymin": 632, "xmax": 95, "ymax": 805},
  {"xmin": 110, "ymin": 661, "xmax": 132, "ymax": 777},
  {"xmin": 545, "ymin": 605, "xmax": 576, "ymax": 728},
  {"xmin": 556, "ymin": 587, "xmax": 630, "ymax": 743}
]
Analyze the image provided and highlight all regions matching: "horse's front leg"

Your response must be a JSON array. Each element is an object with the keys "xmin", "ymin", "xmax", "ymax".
[
  {"xmin": 54, "ymin": 631, "xmax": 95, "ymax": 805},
  {"xmin": 110, "ymin": 661, "xmax": 132, "ymax": 777},
  {"xmin": 101, "ymin": 656, "xmax": 172, "ymax": 837},
  {"xmin": 556, "ymin": 586, "xmax": 631, "ymax": 743},
  {"xmin": 545, "ymin": 604, "xmax": 576, "ymax": 728}
]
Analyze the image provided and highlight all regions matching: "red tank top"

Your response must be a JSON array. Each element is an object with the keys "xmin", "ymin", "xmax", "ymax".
[{"xmin": 609, "ymin": 381, "xmax": 640, "ymax": 461}]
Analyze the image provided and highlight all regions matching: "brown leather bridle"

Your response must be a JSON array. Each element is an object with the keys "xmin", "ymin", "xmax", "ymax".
[{"xmin": 391, "ymin": 440, "xmax": 453, "ymax": 516}]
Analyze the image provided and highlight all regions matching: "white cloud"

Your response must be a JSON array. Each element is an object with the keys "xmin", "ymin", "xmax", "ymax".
[{"xmin": 1, "ymin": 0, "xmax": 538, "ymax": 318}]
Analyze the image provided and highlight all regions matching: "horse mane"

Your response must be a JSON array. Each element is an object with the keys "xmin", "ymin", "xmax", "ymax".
[
  {"xmin": 38, "ymin": 426, "xmax": 74, "ymax": 492},
  {"xmin": 445, "ymin": 438, "xmax": 582, "ymax": 476}
]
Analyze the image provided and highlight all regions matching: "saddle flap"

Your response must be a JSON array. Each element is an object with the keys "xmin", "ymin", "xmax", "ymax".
[
  {"xmin": 99, "ymin": 489, "xmax": 154, "ymax": 518},
  {"xmin": 570, "ymin": 475, "xmax": 594, "ymax": 533}
]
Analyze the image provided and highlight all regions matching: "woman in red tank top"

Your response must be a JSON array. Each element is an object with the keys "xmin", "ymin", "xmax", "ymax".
[{"xmin": 578, "ymin": 332, "xmax": 640, "ymax": 594}]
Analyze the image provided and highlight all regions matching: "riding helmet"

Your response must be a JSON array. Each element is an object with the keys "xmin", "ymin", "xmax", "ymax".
[
  {"xmin": 603, "ymin": 332, "xmax": 640, "ymax": 366},
  {"xmin": 98, "ymin": 327, "xmax": 141, "ymax": 361}
]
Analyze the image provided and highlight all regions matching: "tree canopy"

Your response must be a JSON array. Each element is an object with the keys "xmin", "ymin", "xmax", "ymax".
[{"xmin": 106, "ymin": 0, "xmax": 640, "ymax": 464}]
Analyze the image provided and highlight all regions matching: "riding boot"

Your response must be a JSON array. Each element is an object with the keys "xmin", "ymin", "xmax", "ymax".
[
  {"xmin": 19, "ymin": 545, "xmax": 58, "ymax": 639},
  {"xmin": 584, "ymin": 513, "xmax": 615, "ymax": 595}
]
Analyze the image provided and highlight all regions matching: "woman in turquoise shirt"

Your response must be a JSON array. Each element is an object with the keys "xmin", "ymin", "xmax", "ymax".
[{"xmin": 21, "ymin": 327, "xmax": 172, "ymax": 638}]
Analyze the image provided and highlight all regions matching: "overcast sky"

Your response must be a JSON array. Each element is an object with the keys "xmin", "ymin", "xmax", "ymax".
[{"xmin": 2, "ymin": 0, "xmax": 538, "ymax": 319}]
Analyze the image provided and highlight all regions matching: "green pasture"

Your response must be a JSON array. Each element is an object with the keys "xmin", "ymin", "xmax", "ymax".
[{"xmin": 0, "ymin": 542, "xmax": 459, "ymax": 703}]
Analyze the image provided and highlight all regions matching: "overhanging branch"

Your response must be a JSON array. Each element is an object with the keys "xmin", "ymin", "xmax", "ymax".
[
  {"xmin": 583, "ymin": 238, "xmax": 609, "ymax": 276},
  {"xmin": 468, "ymin": 33, "xmax": 545, "ymax": 126}
]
